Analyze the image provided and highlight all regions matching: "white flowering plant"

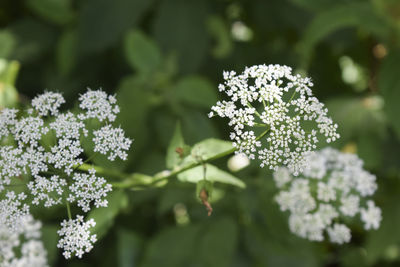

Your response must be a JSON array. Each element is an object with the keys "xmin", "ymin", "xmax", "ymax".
[
  {"xmin": 209, "ymin": 64, "xmax": 339, "ymax": 175},
  {"xmin": 0, "ymin": 89, "xmax": 132, "ymax": 260},
  {"xmin": 274, "ymin": 148, "xmax": 381, "ymax": 244},
  {"xmin": 0, "ymin": 64, "xmax": 382, "ymax": 264}
]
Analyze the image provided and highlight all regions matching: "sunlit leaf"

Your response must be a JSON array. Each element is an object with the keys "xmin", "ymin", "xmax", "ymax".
[
  {"xmin": 0, "ymin": 30, "xmax": 15, "ymax": 58},
  {"xmin": 166, "ymin": 122, "xmax": 189, "ymax": 169},
  {"xmin": 178, "ymin": 164, "xmax": 245, "ymax": 188}
]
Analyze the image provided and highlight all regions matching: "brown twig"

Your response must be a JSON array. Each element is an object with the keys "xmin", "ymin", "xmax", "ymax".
[{"xmin": 199, "ymin": 188, "xmax": 213, "ymax": 216}]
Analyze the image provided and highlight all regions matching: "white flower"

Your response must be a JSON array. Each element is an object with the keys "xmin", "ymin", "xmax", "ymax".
[
  {"xmin": 31, "ymin": 91, "xmax": 65, "ymax": 116},
  {"xmin": 0, "ymin": 146, "xmax": 24, "ymax": 191},
  {"xmin": 273, "ymin": 166, "xmax": 292, "ymax": 188},
  {"xmin": 0, "ymin": 214, "xmax": 48, "ymax": 267},
  {"xmin": 317, "ymin": 182, "xmax": 336, "ymax": 202},
  {"xmin": 340, "ymin": 195, "xmax": 360, "ymax": 216},
  {"xmin": 50, "ymin": 112, "xmax": 88, "ymax": 139},
  {"xmin": 0, "ymin": 191, "xmax": 30, "ymax": 233},
  {"xmin": 0, "ymin": 108, "xmax": 18, "ymax": 139},
  {"xmin": 0, "ymin": 88, "xmax": 131, "ymax": 259},
  {"xmin": 57, "ymin": 215, "xmax": 97, "ymax": 259},
  {"xmin": 47, "ymin": 138, "xmax": 84, "ymax": 175},
  {"xmin": 361, "ymin": 200, "xmax": 382, "ymax": 230},
  {"xmin": 67, "ymin": 169, "xmax": 112, "ymax": 213},
  {"xmin": 288, "ymin": 213, "xmax": 324, "ymax": 241},
  {"xmin": 273, "ymin": 147, "xmax": 381, "ymax": 243},
  {"xmin": 21, "ymin": 146, "xmax": 48, "ymax": 176},
  {"xmin": 93, "ymin": 125, "xmax": 132, "ymax": 161},
  {"xmin": 210, "ymin": 64, "xmax": 339, "ymax": 174},
  {"xmin": 28, "ymin": 175, "xmax": 67, "ymax": 207},
  {"xmin": 317, "ymin": 204, "xmax": 338, "ymax": 226},
  {"xmin": 12, "ymin": 117, "xmax": 48, "ymax": 148},
  {"xmin": 327, "ymin": 224, "xmax": 351, "ymax": 244},
  {"xmin": 78, "ymin": 89, "xmax": 120, "ymax": 122}
]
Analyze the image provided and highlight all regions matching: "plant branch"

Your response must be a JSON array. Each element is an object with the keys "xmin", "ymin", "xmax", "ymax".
[{"xmin": 78, "ymin": 129, "xmax": 271, "ymax": 189}]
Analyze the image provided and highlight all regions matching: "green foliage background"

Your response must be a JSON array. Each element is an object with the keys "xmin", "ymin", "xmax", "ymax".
[{"xmin": 1, "ymin": 0, "xmax": 400, "ymax": 266}]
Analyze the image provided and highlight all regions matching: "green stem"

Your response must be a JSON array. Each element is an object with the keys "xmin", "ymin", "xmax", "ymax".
[
  {"xmin": 77, "ymin": 163, "xmax": 128, "ymax": 179},
  {"xmin": 66, "ymin": 201, "xmax": 72, "ymax": 220},
  {"xmin": 80, "ymin": 129, "xmax": 271, "ymax": 189},
  {"xmin": 73, "ymin": 153, "xmax": 97, "ymax": 172},
  {"xmin": 151, "ymin": 128, "xmax": 270, "ymax": 183},
  {"xmin": 289, "ymin": 89, "xmax": 297, "ymax": 102},
  {"xmin": 246, "ymin": 102, "xmax": 262, "ymax": 118}
]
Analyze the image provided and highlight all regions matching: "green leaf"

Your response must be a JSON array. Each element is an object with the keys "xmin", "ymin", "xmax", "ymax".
[
  {"xmin": 124, "ymin": 30, "xmax": 162, "ymax": 73},
  {"xmin": 78, "ymin": 0, "xmax": 153, "ymax": 53},
  {"xmin": 174, "ymin": 75, "xmax": 217, "ymax": 108},
  {"xmin": 0, "ymin": 59, "xmax": 19, "ymax": 108},
  {"xmin": 178, "ymin": 164, "xmax": 246, "ymax": 188},
  {"xmin": 0, "ymin": 30, "xmax": 15, "ymax": 58},
  {"xmin": 181, "ymin": 111, "xmax": 219, "ymax": 144},
  {"xmin": 166, "ymin": 122, "xmax": 189, "ymax": 169},
  {"xmin": 141, "ymin": 225, "xmax": 201, "ymax": 267},
  {"xmin": 191, "ymin": 138, "xmax": 234, "ymax": 161},
  {"xmin": 116, "ymin": 74, "xmax": 155, "ymax": 164},
  {"xmin": 378, "ymin": 49, "xmax": 400, "ymax": 140},
  {"xmin": 26, "ymin": 0, "xmax": 74, "ymax": 25},
  {"xmin": 117, "ymin": 228, "xmax": 142, "ymax": 267},
  {"xmin": 152, "ymin": 0, "xmax": 210, "ymax": 73},
  {"xmin": 56, "ymin": 30, "xmax": 77, "ymax": 76},
  {"xmin": 298, "ymin": 2, "xmax": 390, "ymax": 66},
  {"xmin": 88, "ymin": 190, "xmax": 128, "ymax": 239},
  {"xmin": 141, "ymin": 218, "xmax": 238, "ymax": 267},
  {"xmin": 0, "ymin": 59, "xmax": 19, "ymax": 86}
]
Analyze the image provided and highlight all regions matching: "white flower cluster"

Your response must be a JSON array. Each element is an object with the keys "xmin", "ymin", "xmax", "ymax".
[
  {"xmin": 0, "ymin": 89, "xmax": 132, "ymax": 259},
  {"xmin": 67, "ymin": 169, "xmax": 112, "ymax": 212},
  {"xmin": 93, "ymin": 125, "xmax": 132, "ymax": 161},
  {"xmin": 0, "ymin": 214, "xmax": 48, "ymax": 267},
  {"xmin": 273, "ymin": 148, "xmax": 381, "ymax": 244},
  {"xmin": 0, "ymin": 191, "xmax": 30, "ymax": 233},
  {"xmin": 57, "ymin": 215, "xmax": 97, "ymax": 259},
  {"xmin": 31, "ymin": 91, "xmax": 66, "ymax": 116},
  {"xmin": 209, "ymin": 64, "xmax": 339, "ymax": 174},
  {"xmin": 78, "ymin": 89, "xmax": 120, "ymax": 122}
]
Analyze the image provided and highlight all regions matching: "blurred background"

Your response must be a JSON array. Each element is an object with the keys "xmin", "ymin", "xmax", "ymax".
[{"xmin": 1, "ymin": 0, "xmax": 400, "ymax": 266}]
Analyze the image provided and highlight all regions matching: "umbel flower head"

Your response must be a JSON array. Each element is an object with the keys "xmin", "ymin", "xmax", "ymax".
[
  {"xmin": 0, "ymin": 88, "xmax": 132, "ymax": 259},
  {"xmin": 0, "ymin": 213, "xmax": 48, "ymax": 267},
  {"xmin": 57, "ymin": 215, "xmax": 97, "ymax": 259},
  {"xmin": 273, "ymin": 147, "xmax": 381, "ymax": 244},
  {"xmin": 209, "ymin": 64, "xmax": 340, "ymax": 175}
]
